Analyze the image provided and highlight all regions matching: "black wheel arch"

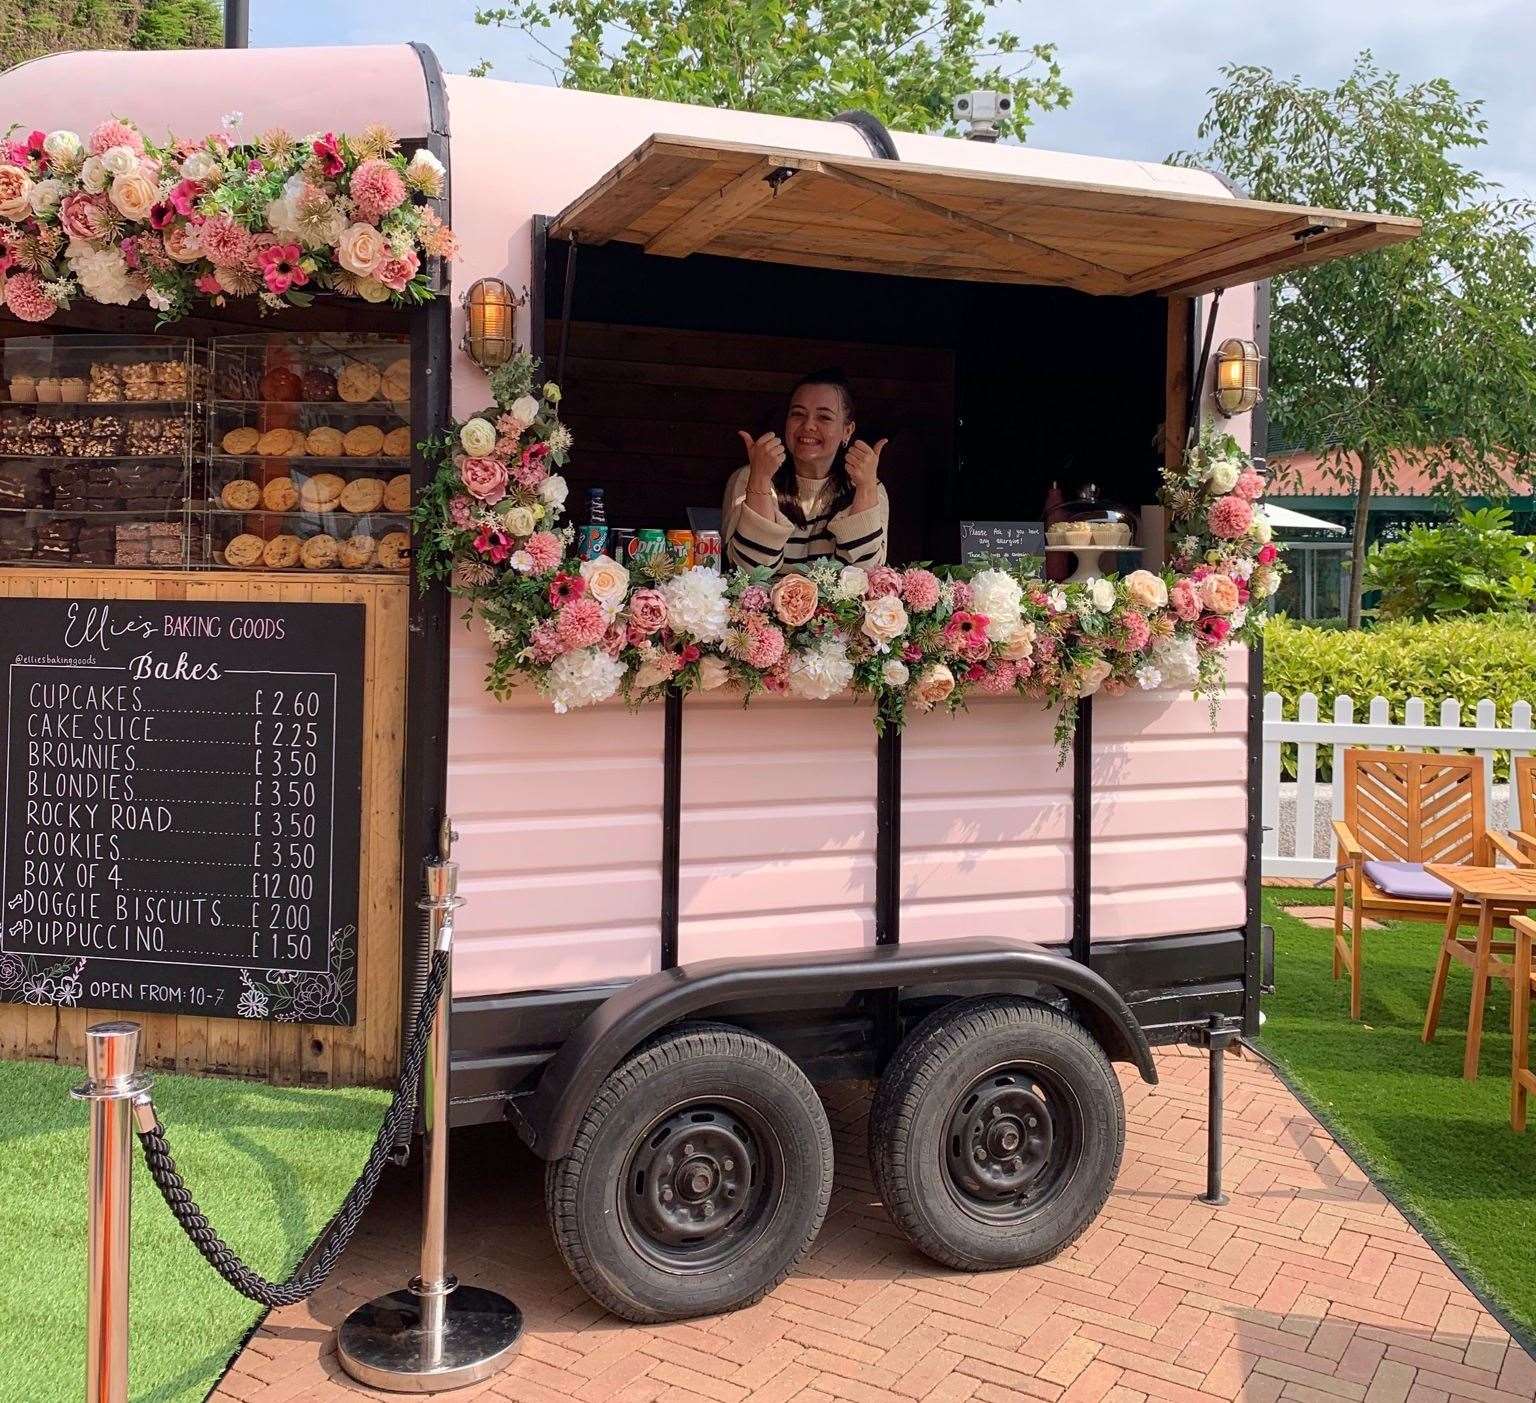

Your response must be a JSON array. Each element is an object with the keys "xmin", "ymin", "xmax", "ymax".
[{"xmin": 508, "ymin": 937, "xmax": 1157, "ymax": 1160}]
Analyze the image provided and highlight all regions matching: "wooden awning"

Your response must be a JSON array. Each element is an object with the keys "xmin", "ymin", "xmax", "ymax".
[{"xmin": 549, "ymin": 134, "xmax": 1419, "ymax": 297}]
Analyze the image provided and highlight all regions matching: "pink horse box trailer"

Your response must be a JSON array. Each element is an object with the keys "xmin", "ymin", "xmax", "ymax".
[{"xmin": 0, "ymin": 44, "xmax": 1416, "ymax": 1322}]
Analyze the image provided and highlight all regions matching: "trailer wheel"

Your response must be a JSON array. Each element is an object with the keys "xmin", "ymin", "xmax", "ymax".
[
  {"xmin": 545, "ymin": 1023, "xmax": 833, "ymax": 1322},
  {"xmin": 870, "ymin": 997, "xmax": 1124, "ymax": 1271}
]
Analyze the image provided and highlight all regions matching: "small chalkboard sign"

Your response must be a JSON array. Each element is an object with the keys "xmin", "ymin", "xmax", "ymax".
[
  {"xmin": 0, "ymin": 597, "xmax": 364, "ymax": 1025},
  {"xmin": 960, "ymin": 521, "xmax": 1044, "ymax": 563}
]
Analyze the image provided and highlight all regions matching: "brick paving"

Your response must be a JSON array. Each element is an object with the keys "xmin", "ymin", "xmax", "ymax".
[{"xmin": 213, "ymin": 1046, "xmax": 1534, "ymax": 1402}]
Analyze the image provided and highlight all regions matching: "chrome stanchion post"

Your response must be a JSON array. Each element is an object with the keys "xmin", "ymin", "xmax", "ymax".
[
  {"xmin": 72, "ymin": 1021, "xmax": 153, "ymax": 1403},
  {"xmin": 336, "ymin": 858, "xmax": 523, "ymax": 1392}
]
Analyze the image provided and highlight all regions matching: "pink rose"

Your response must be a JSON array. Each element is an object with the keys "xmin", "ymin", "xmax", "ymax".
[
  {"xmin": 162, "ymin": 221, "xmax": 204, "ymax": 263},
  {"xmin": 627, "ymin": 588, "xmax": 668, "ymax": 635},
  {"xmin": 60, "ymin": 192, "xmax": 111, "ymax": 242},
  {"xmin": 0, "ymin": 165, "xmax": 31, "ymax": 220},
  {"xmin": 1200, "ymin": 574, "xmax": 1239, "ymax": 615},
  {"xmin": 900, "ymin": 568, "xmax": 941, "ymax": 612},
  {"xmin": 1169, "ymin": 580, "xmax": 1201, "ymax": 622},
  {"xmin": 861, "ymin": 594, "xmax": 909, "ymax": 647},
  {"xmin": 109, "ymin": 170, "xmax": 158, "ymax": 222},
  {"xmin": 866, "ymin": 565, "xmax": 903, "ymax": 598},
  {"xmin": 770, "ymin": 574, "xmax": 819, "ymax": 628},
  {"xmin": 1257, "ymin": 543, "xmax": 1278, "ymax": 566},
  {"xmin": 376, "ymin": 251, "xmax": 420, "ymax": 293},
  {"xmin": 1234, "ymin": 467, "xmax": 1265, "ymax": 502},
  {"xmin": 461, "ymin": 455, "xmax": 508, "ymax": 504}
]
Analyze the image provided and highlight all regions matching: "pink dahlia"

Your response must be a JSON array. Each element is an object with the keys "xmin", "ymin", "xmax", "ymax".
[
  {"xmin": 528, "ymin": 619, "xmax": 562, "ymax": 663},
  {"xmin": 350, "ymin": 158, "xmax": 407, "ymax": 222},
  {"xmin": 738, "ymin": 584, "xmax": 769, "ymax": 613},
  {"xmin": 525, "ymin": 532, "xmax": 563, "ymax": 573},
  {"xmin": 972, "ymin": 662, "xmax": 1019, "ymax": 695},
  {"xmin": 1169, "ymin": 580, "xmax": 1201, "ymax": 622},
  {"xmin": 1208, "ymin": 495, "xmax": 1254, "ymax": 540},
  {"xmin": 744, "ymin": 620, "xmax": 786, "ymax": 670},
  {"xmin": 901, "ymin": 568, "xmax": 941, "ymax": 612},
  {"xmin": 1233, "ymin": 467, "xmax": 1265, "ymax": 502},
  {"xmin": 950, "ymin": 580, "xmax": 975, "ymax": 610},
  {"xmin": 556, "ymin": 597, "xmax": 607, "ymax": 650},
  {"xmin": 511, "ymin": 451, "xmax": 548, "ymax": 491},
  {"xmin": 199, "ymin": 214, "xmax": 253, "ymax": 269},
  {"xmin": 89, "ymin": 119, "xmax": 143, "ymax": 156},
  {"xmin": 3, "ymin": 273, "xmax": 56, "ymax": 322},
  {"xmin": 1117, "ymin": 609, "xmax": 1151, "ymax": 652},
  {"xmin": 866, "ymin": 565, "xmax": 903, "ymax": 598}
]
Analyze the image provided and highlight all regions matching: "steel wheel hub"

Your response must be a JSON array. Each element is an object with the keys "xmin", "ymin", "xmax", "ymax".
[{"xmin": 945, "ymin": 1070, "xmax": 1056, "ymax": 1209}]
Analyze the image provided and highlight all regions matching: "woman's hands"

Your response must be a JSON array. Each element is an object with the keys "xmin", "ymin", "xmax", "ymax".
[
  {"xmin": 845, "ymin": 437, "xmax": 887, "ymax": 513},
  {"xmin": 739, "ymin": 430, "xmax": 786, "ymax": 492}
]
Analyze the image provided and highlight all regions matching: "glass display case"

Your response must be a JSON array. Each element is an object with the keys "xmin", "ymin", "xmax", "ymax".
[
  {"xmin": 204, "ymin": 332, "xmax": 413, "ymax": 572},
  {"xmin": 0, "ymin": 335, "xmax": 197, "ymax": 565},
  {"xmin": 1043, "ymin": 482, "xmax": 1140, "ymax": 584}
]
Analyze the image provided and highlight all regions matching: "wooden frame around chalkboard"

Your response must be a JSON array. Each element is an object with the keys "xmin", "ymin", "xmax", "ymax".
[{"xmin": 0, "ymin": 566, "xmax": 407, "ymax": 1086}]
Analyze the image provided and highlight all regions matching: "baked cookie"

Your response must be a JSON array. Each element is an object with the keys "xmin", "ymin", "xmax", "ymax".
[
  {"xmin": 339, "ymin": 476, "xmax": 384, "ymax": 514},
  {"xmin": 300, "ymin": 533, "xmax": 338, "ymax": 570},
  {"xmin": 377, "ymin": 531, "xmax": 410, "ymax": 571},
  {"xmin": 259, "ymin": 367, "xmax": 303, "ymax": 402},
  {"xmin": 262, "ymin": 476, "xmax": 299, "ymax": 512},
  {"xmin": 337, "ymin": 362, "xmax": 382, "ymax": 403},
  {"xmin": 222, "ymin": 426, "xmax": 260, "ymax": 456},
  {"xmin": 343, "ymin": 424, "xmax": 385, "ymax": 457},
  {"xmin": 220, "ymin": 478, "xmax": 261, "ymax": 511},
  {"xmin": 224, "ymin": 533, "xmax": 264, "ymax": 568},
  {"xmin": 301, "ymin": 367, "xmax": 337, "ymax": 402},
  {"xmin": 298, "ymin": 472, "xmax": 345, "ymax": 513},
  {"xmin": 382, "ymin": 357, "xmax": 410, "ymax": 403},
  {"xmin": 257, "ymin": 427, "xmax": 298, "ymax": 457},
  {"xmin": 382, "ymin": 425, "xmax": 411, "ymax": 457},
  {"xmin": 339, "ymin": 533, "xmax": 377, "ymax": 569},
  {"xmin": 383, "ymin": 473, "xmax": 412, "ymax": 513},
  {"xmin": 262, "ymin": 534, "xmax": 301, "ymax": 569},
  {"xmin": 305, "ymin": 425, "xmax": 344, "ymax": 458}
]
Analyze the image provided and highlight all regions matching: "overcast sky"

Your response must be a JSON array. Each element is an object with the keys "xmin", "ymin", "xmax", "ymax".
[{"xmin": 255, "ymin": 0, "xmax": 1536, "ymax": 201}]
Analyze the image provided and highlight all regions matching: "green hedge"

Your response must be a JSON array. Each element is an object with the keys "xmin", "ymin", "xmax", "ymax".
[{"xmin": 1262, "ymin": 615, "xmax": 1536, "ymax": 780}]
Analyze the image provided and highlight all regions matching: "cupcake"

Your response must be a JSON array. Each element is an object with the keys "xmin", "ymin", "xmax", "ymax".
[
  {"xmin": 1060, "ymin": 523, "xmax": 1093, "ymax": 547},
  {"xmin": 7, "ymin": 375, "xmax": 35, "ymax": 403},
  {"xmin": 34, "ymin": 377, "xmax": 60, "ymax": 403},
  {"xmin": 58, "ymin": 377, "xmax": 86, "ymax": 404}
]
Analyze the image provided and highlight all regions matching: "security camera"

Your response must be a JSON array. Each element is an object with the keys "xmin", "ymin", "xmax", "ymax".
[{"xmin": 953, "ymin": 90, "xmax": 1012, "ymax": 141}]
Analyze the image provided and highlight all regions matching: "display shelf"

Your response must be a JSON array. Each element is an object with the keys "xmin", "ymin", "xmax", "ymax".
[{"xmin": 207, "ymin": 455, "xmax": 409, "ymax": 468}]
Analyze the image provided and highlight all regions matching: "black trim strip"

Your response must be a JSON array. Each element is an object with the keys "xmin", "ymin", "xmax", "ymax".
[
  {"xmin": 660, "ymin": 686, "xmax": 683, "ymax": 969},
  {"xmin": 836, "ymin": 527, "xmax": 884, "ymax": 551},
  {"xmin": 731, "ymin": 529, "xmax": 781, "ymax": 559},
  {"xmin": 555, "ymin": 238, "xmax": 578, "ymax": 389},
  {"xmin": 843, "ymin": 548, "xmax": 882, "ymax": 565},
  {"xmin": 1244, "ymin": 637, "xmax": 1263, "ymax": 1035},
  {"xmin": 873, "ymin": 722, "xmax": 902, "ymax": 1059},
  {"xmin": 1071, "ymin": 697, "xmax": 1093, "ymax": 966}
]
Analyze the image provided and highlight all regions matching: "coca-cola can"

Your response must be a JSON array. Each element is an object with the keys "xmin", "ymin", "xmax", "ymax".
[{"xmin": 695, "ymin": 529, "xmax": 722, "ymax": 571}]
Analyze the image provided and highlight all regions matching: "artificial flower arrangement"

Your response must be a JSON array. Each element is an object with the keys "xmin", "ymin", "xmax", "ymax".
[
  {"xmin": 0, "ymin": 116, "xmax": 456, "ymax": 324},
  {"xmin": 415, "ymin": 366, "xmax": 1280, "ymax": 750}
]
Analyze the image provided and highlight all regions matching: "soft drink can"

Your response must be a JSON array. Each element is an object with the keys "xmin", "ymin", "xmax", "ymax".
[
  {"xmin": 695, "ymin": 529, "xmax": 721, "ymax": 571},
  {"xmin": 578, "ymin": 523, "xmax": 609, "ymax": 561},
  {"xmin": 609, "ymin": 527, "xmax": 636, "ymax": 563},
  {"xmin": 666, "ymin": 529, "xmax": 695, "ymax": 569},
  {"xmin": 634, "ymin": 528, "xmax": 667, "ymax": 567}
]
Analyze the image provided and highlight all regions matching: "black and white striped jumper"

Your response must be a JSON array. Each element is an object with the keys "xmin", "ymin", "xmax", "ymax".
[{"xmin": 720, "ymin": 467, "xmax": 889, "ymax": 573}]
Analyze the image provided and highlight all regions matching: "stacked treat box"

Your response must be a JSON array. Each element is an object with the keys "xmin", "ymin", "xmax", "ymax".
[
  {"xmin": 0, "ymin": 336, "xmax": 197, "ymax": 565},
  {"xmin": 206, "ymin": 332, "xmax": 413, "ymax": 572}
]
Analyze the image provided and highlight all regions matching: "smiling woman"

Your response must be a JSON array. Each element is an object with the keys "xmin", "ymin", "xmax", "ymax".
[{"xmin": 722, "ymin": 368, "xmax": 889, "ymax": 572}]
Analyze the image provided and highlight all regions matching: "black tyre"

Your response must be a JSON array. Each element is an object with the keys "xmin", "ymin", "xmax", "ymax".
[
  {"xmin": 869, "ymin": 997, "xmax": 1124, "ymax": 1271},
  {"xmin": 545, "ymin": 1023, "xmax": 834, "ymax": 1322}
]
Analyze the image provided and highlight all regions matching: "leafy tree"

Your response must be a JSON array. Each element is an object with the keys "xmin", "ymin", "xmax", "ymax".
[
  {"xmin": 1175, "ymin": 53, "xmax": 1536, "ymax": 626},
  {"xmin": 2, "ymin": 0, "xmax": 220, "ymax": 66},
  {"xmin": 474, "ymin": 0, "xmax": 1069, "ymax": 140},
  {"xmin": 1362, "ymin": 506, "xmax": 1536, "ymax": 620},
  {"xmin": 132, "ymin": 0, "xmax": 222, "ymax": 50}
]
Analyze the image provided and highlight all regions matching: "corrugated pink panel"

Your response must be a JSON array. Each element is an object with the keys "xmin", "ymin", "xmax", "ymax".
[
  {"xmin": 446, "ymin": 628, "xmax": 665, "ymax": 997},
  {"xmin": 899, "ymin": 700, "xmax": 1073, "ymax": 946},
  {"xmin": 1091, "ymin": 650, "xmax": 1250, "ymax": 939},
  {"xmin": 676, "ymin": 694, "xmax": 876, "ymax": 962}
]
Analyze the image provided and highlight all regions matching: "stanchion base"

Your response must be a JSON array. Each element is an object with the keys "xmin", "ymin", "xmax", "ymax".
[
  {"xmin": 336, "ymin": 1285, "xmax": 522, "ymax": 1393},
  {"xmin": 1198, "ymin": 1192, "xmax": 1229, "ymax": 1207}
]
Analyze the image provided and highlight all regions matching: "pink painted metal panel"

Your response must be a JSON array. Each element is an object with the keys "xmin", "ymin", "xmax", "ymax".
[
  {"xmin": 446, "ymin": 624, "xmax": 665, "ymax": 997},
  {"xmin": 0, "ymin": 45, "xmax": 431, "ymax": 146}
]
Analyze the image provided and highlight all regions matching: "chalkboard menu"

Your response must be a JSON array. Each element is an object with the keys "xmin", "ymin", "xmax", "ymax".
[
  {"xmin": 960, "ymin": 521, "xmax": 1044, "ymax": 563},
  {"xmin": 0, "ymin": 598, "xmax": 364, "ymax": 1025}
]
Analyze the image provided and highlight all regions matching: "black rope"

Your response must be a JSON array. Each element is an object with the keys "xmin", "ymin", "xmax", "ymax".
[{"xmin": 135, "ymin": 947, "xmax": 451, "ymax": 1307}]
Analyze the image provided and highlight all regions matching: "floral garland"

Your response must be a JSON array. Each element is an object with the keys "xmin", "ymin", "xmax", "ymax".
[
  {"xmin": 415, "ymin": 362, "xmax": 1282, "ymax": 749},
  {"xmin": 0, "ymin": 116, "xmax": 456, "ymax": 324}
]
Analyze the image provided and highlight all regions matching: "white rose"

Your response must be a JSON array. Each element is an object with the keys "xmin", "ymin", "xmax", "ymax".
[
  {"xmin": 860, "ymin": 593, "xmax": 908, "ymax": 647},
  {"xmin": 697, "ymin": 655, "xmax": 731, "ymax": 691},
  {"xmin": 355, "ymin": 277, "xmax": 391, "ymax": 303},
  {"xmin": 26, "ymin": 177, "xmax": 64, "ymax": 217},
  {"xmin": 503, "ymin": 505, "xmax": 536, "ymax": 537},
  {"xmin": 580, "ymin": 553, "xmax": 631, "ymax": 610},
  {"xmin": 459, "ymin": 416, "xmax": 497, "ymax": 457},
  {"xmin": 43, "ymin": 130, "xmax": 82, "ymax": 164},
  {"xmin": 1123, "ymin": 568, "xmax": 1168, "ymax": 611},
  {"xmin": 99, "ymin": 145, "xmax": 139, "ymax": 178},
  {"xmin": 509, "ymin": 549, "xmax": 535, "ymax": 573},
  {"xmin": 509, "ymin": 394, "xmax": 540, "ymax": 426},
  {"xmin": 180, "ymin": 149, "xmax": 221, "ymax": 182},
  {"xmin": 1250, "ymin": 517, "xmax": 1273, "ymax": 545},
  {"xmin": 835, "ymin": 565, "xmax": 869, "ymax": 600},
  {"xmin": 537, "ymin": 473, "xmax": 568, "ymax": 512},
  {"xmin": 79, "ymin": 156, "xmax": 108, "ymax": 193},
  {"xmin": 1207, "ymin": 460, "xmax": 1240, "ymax": 494},
  {"xmin": 881, "ymin": 659, "xmax": 910, "ymax": 687},
  {"xmin": 1089, "ymin": 577, "xmax": 1116, "ymax": 613}
]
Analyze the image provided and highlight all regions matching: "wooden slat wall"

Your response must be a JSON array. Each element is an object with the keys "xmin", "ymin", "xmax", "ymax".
[
  {"xmin": 0, "ymin": 567, "xmax": 406, "ymax": 1086},
  {"xmin": 549, "ymin": 320, "xmax": 955, "ymax": 565}
]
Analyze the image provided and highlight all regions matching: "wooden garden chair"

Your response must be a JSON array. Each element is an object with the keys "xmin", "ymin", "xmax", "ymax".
[
  {"xmin": 1511, "ymin": 913, "xmax": 1536, "ymax": 1131},
  {"xmin": 1511, "ymin": 756, "xmax": 1536, "ymax": 861},
  {"xmin": 1332, "ymin": 750, "xmax": 1530, "ymax": 1020}
]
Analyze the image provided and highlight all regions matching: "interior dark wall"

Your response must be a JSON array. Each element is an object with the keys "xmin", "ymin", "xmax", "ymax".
[{"xmin": 547, "ymin": 239, "xmax": 1169, "ymax": 562}]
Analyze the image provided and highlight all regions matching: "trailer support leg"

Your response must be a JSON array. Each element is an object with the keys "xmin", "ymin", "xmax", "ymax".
[{"xmin": 1199, "ymin": 1015, "xmax": 1239, "ymax": 1207}]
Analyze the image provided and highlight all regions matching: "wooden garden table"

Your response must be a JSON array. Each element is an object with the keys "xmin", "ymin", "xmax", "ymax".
[{"xmin": 1422, "ymin": 864, "xmax": 1536, "ymax": 1079}]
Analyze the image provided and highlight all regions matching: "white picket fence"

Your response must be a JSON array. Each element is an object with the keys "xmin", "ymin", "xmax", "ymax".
[{"xmin": 1261, "ymin": 693, "xmax": 1536, "ymax": 879}]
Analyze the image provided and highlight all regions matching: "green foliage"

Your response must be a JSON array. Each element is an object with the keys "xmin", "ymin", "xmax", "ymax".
[
  {"xmin": 1363, "ymin": 506, "xmax": 1536, "ymax": 619},
  {"xmin": 131, "ymin": 0, "xmax": 221, "ymax": 49},
  {"xmin": 1175, "ymin": 53, "xmax": 1536, "ymax": 623},
  {"xmin": 1263, "ymin": 614, "xmax": 1536, "ymax": 778},
  {"xmin": 1, "ymin": 0, "xmax": 219, "ymax": 63},
  {"xmin": 474, "ymin": 0, "xmax": 1070, "ymax": 139}
]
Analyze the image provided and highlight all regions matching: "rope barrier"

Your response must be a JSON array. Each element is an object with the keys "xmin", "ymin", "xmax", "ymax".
[{"xmin": 133, "ymin": 947, "xmax": 451, "ymax": 1307}]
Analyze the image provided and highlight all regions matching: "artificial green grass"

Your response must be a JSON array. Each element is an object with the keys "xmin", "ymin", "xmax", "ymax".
[
  {"xmin": 0, "ymin": 1061, "xmax": 388, "ymax": 1403},
  {"xmin": 1258, "ymin": 888, "xmax": 1536, "ymax": 1337}
]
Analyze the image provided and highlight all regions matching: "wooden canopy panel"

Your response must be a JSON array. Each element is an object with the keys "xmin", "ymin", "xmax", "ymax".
[{"xmin": 550, "ymin": 134, "xmax": 1420, "ymax": 296}]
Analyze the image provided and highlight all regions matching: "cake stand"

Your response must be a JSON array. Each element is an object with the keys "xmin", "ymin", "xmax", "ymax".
[{"xmin": 1044, "ymin": 544, "xmax": 1141, "ymax": 585}]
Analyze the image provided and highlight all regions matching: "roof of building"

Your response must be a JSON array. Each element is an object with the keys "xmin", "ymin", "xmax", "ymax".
[{"xmin": 1268, "ymin": 449, "xmax": 1534, "ymax": 499}]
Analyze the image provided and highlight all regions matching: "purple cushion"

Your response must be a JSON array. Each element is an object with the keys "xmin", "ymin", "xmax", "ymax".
[{"xmin": 1363, "ymin": 860, "xmax": 1454, "ymax": 902}]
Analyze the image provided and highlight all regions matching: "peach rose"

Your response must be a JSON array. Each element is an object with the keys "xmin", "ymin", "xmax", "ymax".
[
  {"xmin": 580, "ymin": 554, "xmax": 631, "ymax": 611},
  {"xmin": 336, "ymin": 221, "xmax": 386, "ymax": 277},
  {"xmin": 860, "ymin": 593, "xmax": 908, "ymax": 647},
  {"xmin": 697, "ymin": 655, "xmax": 732, "ymax": 691},
  {"xmin": 770, "ymin": 573, "xmax": 819, "ymax": 628},
  {"xmin": 1200, "ymin": 574, "xmax": 1239, "ymax": 615},
  {"xmin": 913, "ymin": 662, "xmax": 955, "ymax": 710},
  {"xmin": 460, "ymin": 455, "xmax": 508, "ymax": 503},
  {"xmin": 0, "ymin": 165, "xmax": 32, "ymax": 220},
  {"xmin": 108, "ymin": 170, "xmax": 158, "ymax": 222},
  {"xmin": 998, "ymin": 621, "xmax": 1037, "ymax": 661},
  {"xmin": 1123, "ymin": 569, "xmax": 1168, "ymax": 612}
]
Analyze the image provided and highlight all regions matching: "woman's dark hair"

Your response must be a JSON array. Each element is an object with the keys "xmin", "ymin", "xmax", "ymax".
[{"xmin": 774, "ymin": 367, "xmax": 856, "ymax": 527}]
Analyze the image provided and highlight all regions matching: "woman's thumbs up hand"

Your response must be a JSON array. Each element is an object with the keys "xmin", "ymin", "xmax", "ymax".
[
  {"xmin": 845, "ymin": 438, "xmax": 887, "ymax": 490},
  {"xmin": 739, "ymin": 429, "xmax": 786, "ymax": 491}
]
